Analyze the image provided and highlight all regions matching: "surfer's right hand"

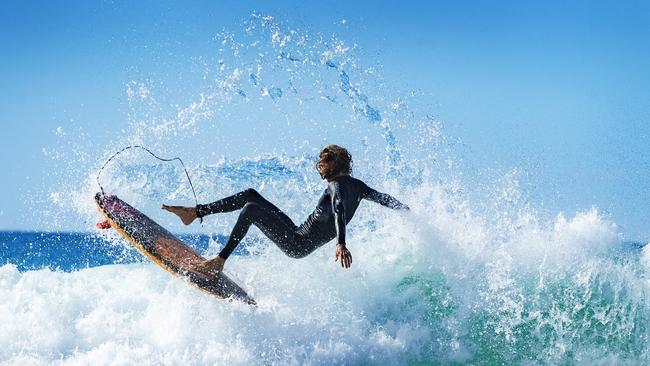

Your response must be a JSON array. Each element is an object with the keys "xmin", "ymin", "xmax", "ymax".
[
  {"xmin": 161, "ymin": 205, "xmax": 197, "ymax": 225},
  {"xmin": 335, "ymin": 244, "xmax": 352, "ymax": 269}
]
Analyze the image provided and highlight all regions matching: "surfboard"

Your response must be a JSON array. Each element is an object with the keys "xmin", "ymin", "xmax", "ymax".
[{"xmin": 94, "ymin": 193, "xmax": 256, "ymax": 305}]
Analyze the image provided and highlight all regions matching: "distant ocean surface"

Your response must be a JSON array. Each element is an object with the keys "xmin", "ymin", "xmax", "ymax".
[
  {"xmin": 0, "ymin": 231, "xmax": 224, "ymax": 272},
  {"xmin": 1, "ymin": 230, "xmax": 644, "ymax": 273}
]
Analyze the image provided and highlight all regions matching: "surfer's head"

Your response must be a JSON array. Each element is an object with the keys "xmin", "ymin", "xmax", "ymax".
[{"xmin": 317, "ymin": 145, "xmax": 352, "ymax": 181}]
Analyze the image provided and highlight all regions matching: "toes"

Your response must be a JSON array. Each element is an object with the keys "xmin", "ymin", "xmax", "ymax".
[
  {"xmin": 162, "ymin": 205, "xmax": 184, "ymax": 213},
  {"xmin": 161, "ymin": 204, "xmax": 177, "ymax": 212}
]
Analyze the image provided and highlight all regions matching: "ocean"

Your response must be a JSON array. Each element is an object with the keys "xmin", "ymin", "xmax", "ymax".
[
  {"xmin": 3, "ymin": 13, "xmax": 649, "ymax": 366},
  {"xmin": 2, "ymin": 197, "xmax": 648, "ymax": 365}
]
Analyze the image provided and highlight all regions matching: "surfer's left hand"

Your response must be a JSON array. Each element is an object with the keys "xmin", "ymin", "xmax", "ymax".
[{"xmin": 335, "ymin": 244, "xmax": 352, "ymax": 269}]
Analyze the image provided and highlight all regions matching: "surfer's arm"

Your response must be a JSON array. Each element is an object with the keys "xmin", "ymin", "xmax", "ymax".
[
  {"xmin": 330, "ymin": 181, "xmax": 347, "ymax": 245},
  {"xmin": 363, "ymin": 186, "xmax": 410, "ymax": 210},
  {"xmin": 329, "ymin": 181, "xmax": 352, "ymax": 268}
]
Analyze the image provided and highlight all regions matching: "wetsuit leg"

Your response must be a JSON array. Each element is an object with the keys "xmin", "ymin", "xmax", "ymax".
[
  {"xmin": 196, "ymin": 188, "xmax": 271, "ymax": 218},
  {"xmin": 201, "ymin": 189, "xmax": 316, "ymax": 259}
]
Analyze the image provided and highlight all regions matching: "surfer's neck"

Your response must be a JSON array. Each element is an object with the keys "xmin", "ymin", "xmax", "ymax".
[{"xmin": 325, "ymin": 173, "xmax": 350, "ymax": 182}]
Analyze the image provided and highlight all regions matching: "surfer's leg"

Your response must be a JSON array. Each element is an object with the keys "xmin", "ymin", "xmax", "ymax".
[
  {"xmin": 196, "ymin": 188, "xmax": 270, "ymax": 219},
  {"xmin": 218, "ymin": 198, "xmax": 308, "ymax": 260}
]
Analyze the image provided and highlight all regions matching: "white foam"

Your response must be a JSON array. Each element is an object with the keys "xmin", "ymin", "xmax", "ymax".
[{"xmin": 3, "ymin": 185, "xmax": 644, "ymax": 364}]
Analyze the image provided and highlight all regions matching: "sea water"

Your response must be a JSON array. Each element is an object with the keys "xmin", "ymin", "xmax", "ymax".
[
  {"xmin": 2, "ymin": 14, "xmax": 649, "ymax": 365},
  {"xmin": 2, "ymin": 208, "xmax": 648, "ymax": 364}
]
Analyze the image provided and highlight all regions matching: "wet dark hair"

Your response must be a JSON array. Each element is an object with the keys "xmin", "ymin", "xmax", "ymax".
[{"xmin": 317, "ymin": 145, "xmax": 352, "ymax": 180}]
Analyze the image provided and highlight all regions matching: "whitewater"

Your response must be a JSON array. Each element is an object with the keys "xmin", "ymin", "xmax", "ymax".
[{"xmin": 2, "ymin": 14, "xmax": 649, "ymax": 365}]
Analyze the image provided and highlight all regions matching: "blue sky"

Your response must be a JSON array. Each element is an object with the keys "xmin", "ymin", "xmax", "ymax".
[{"xmin": 0, "ymin": 1, "xmax": 649, "ymax": 239}]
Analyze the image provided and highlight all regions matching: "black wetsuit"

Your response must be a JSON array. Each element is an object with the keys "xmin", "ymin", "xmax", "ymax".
[{"xmin": 195, "ymin": 175, "xmax": 409, "ymax": 260}]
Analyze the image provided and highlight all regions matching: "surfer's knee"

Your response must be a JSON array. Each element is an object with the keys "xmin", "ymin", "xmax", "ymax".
[
  {"xmin": 243, "ymin": 188, "xmax": 262, "ymax": 202},
  {"xmin": 239, "ymin": 202, "xmax": 262, "ymax": 221}
]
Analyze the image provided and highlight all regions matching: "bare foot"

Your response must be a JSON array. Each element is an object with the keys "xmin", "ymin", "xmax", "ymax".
[
  {"xmin": 196, "ymin": 256, "xmax": 225, "ymax": 278},
  {"xmin": 161, "ymin": 204, "xmax": 197, "ymax": 225}
]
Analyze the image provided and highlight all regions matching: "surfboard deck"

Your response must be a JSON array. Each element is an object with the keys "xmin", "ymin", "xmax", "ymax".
[{"xmin": 95, "ymin": 193, "xmax": 256, "ymax": 305}]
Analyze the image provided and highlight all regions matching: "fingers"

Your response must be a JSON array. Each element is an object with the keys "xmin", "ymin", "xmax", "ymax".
[
  {"xmin": 340, "ymin": 252, "xmax": 351, "ymax": 268},
  {"xmin": 334, "ymin": 248, "xmax": 353, "ymax": 268},
  {"xmin": 344, "ymin": 253, "xmax": 352, "ymax": 268}
]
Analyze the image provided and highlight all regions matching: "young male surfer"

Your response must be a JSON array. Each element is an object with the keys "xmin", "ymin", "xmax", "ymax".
[{"xmin": 162, "ymin": 145, "xmax": 409, "ymax": 276}]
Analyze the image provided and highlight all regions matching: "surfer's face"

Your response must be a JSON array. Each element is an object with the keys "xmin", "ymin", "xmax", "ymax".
[
  {"xmin": 317, "ymin": 160, "xmax": 331, "ymax": 180},
  {"xmin": 318, "ymin": 160, "xmax": 349, "ymax": 181}
]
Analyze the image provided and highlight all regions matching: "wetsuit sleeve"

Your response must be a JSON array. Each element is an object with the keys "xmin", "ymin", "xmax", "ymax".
[
  {"xmin": 329, "ymin": 181, "xmax": 347, "ymax": 245},
  {"xmin": 363, "ymin": 184, "xmax": 410, "ymax": 210}
]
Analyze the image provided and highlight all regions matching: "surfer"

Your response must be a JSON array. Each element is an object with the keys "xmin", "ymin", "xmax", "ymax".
[{"xmin": 162, "ymin": 145, "xmax": 409, "ymax": 276}]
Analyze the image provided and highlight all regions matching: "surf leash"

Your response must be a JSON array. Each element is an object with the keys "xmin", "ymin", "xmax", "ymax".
[{"xmin": 96, "ymin": 145, "xmax": 202, "ymax": 222}]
